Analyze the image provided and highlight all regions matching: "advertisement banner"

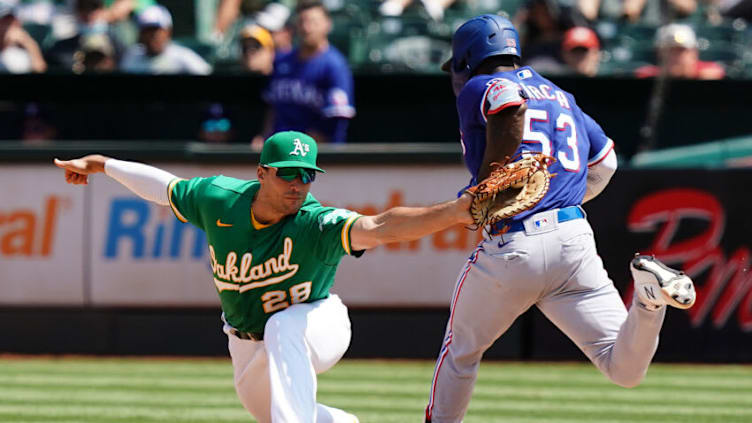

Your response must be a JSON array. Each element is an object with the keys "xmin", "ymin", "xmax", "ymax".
[
  {"xmin": 87, "ymin": 163, "xmax": 477, "ymax": 306},
  {"xmin": 533, "ymin": 169, "xmax": 752, "ymax": 361},
  {"xmin": 0, "ymin": 166, "xmax": 85, "ymax": 305},
  {"xmin": 2, "ymin": 163, "xmax": 751, "ymax": 360}
]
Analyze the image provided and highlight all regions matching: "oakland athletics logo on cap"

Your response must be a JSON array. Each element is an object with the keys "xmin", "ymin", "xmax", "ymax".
[
  {"xmin": 260, "ymin": 131, "xmax": 325, "ymax": 173},
  {"xmin": 290, "ymin": 138, "xmax": 310, "ymax": 157}
]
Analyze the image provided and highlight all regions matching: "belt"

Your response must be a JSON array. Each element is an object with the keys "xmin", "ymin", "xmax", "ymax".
[
  {"xmin": 490, "ymin": 206, "xmax": 585, "ymax": 235},
  {"xmin": 228, "ymin": 328, "xmax": 264, "ymax": 341}
]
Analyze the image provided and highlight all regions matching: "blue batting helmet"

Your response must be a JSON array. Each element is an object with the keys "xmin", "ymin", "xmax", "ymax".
[{"xmin": 441, "ymin": 14, "xmax": 521, "ymax": 75}]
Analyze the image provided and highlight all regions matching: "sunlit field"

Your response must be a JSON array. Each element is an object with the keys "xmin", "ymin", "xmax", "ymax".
[{"xmin": 1, "ymin": 357, "xmax": 750, "ymax": 423}]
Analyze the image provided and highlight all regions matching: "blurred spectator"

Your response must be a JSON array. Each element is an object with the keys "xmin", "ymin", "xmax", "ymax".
[
  {"xmin": 622, "ymin": 0, "xmax": 697, "ymax": 23},
  {"xmin": 378, "ymin": 0, "xmax": 456, "ymax": 21},
  {"xmin": 256, "ymin": 0, "xmax": 355, "ymax": 145},
  {"xmin": 97, "ymin": 0, "xmax": 153, "ymax": 24},
  {"xmin": 713, "ymin": 0, "xmax": 752, "ymax": 21},
  {"xmin": 213, "ymin": 0, "xmax": 290, "ymax": 47},
  {"xmin": 20, "ymin": 103, "xmax": 57, "ymax": 143},
  {"xmin": 198, "ymin": 103, "xmax": 234, "ymax": 143},
  {"xmin": 120, "ymin": 5, "xmax": 211, "ymax": 74},
  {"xmin": 561, "ymin": 26, "xmax": 600, "ymax": 76},
  {"xmin": 634, "ymin": 23, "xmax": 725, "ymax": 79},
  {"xmin": 239, "ymin": 23, "xmax": 274, "ymax": 75},
  {"xmin": 72, "ymin": 32, "xmax": 115, "ymax": 73},
  {"xmin": 214, "ymin": 0, "xmax": 255, "ymax": 39},
  {"xmin": 0, "ymin": 2, "xmax": 46, "ymax": 72},
  {"xmin": 254, "ymin": 2, "xmax": 292, "ymax": 54},
  {"xmin": 576, "ymin": 0, "xmax": 601, "ymax": 21},
  {"xmin": 4, "ymin": 0, "xmax": 55, "ymax": 25},
  {"xmin": 515, "ymin": 0, "xmax": 584, "ymax": 73},
  {"xmin": 576, "ymin": 0, "xmax": 697, "ymax": 23},
  {"xmin": 46, "ymin": 0, "xmax": 123, "ymax": 71}
]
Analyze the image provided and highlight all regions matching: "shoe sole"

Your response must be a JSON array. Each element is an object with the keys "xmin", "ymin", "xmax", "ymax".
[{"xmin": 631, "ymin": 255, "xmax": 696, "ymax": 309}]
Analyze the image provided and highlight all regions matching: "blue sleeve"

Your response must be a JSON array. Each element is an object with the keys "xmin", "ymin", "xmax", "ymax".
[
  {"xmin": 583, "ymin": 112, "xmax": 614, "ymax": 165},
  {"xmin": 457, "ymin": 77, "xmax": 489, "ymax": 129},
  {"xmin": 321, "ymin": 54, "xmax": 355, "ymax": 119}
]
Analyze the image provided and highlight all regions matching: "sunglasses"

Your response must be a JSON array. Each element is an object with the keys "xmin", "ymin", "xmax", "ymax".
[{"xmin": 264, "ymin": 166, "xmax": 317, "ymax": 184}]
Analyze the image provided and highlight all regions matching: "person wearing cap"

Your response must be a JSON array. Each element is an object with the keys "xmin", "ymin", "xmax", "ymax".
[
  {"xmin": 0, "ymin": 1, "xmax": 46, "ymax": 73},
  {"xmin": 45, "ymin": 0, "xmax": 126, "ymax": 71},
  {"xmin": 120, "ymin": 5, "xmax": 211, "ymax": 75},
  {"xmin": 53, "ymin": 130, "xmax": 473, "ymax": 423},
  {"xmin": 72, "ymin": 32, "xmax": 116, "ymax": 73},
  {"xmin": 239, "ymin": 23, "xmax": 274, "ymax": 75},
  {"xmin": 513, "ymin": 0, "xmax": 581, "ymax": 74},
  {"xmin": 634, "ymin": 23, "xmax": 724, "ymax": 79},
  {"xmin": 255, "ymin": 2, "xmax": 293, "ymax": 54},
  {"xmin": 213, "ymin": 1, "xmax": 292, "ymax": 53},
  {"xmin": 561, "ymin": 26, "xmax": 601, "ymax": 77},
  {"xmin": 259, "ymin": 1, "xmax": 355, "ymax": 144}
]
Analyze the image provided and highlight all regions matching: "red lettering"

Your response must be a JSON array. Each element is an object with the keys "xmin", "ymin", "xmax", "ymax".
[
  {"xmin": 628, "ymin": 188, "xmax": 752, "ymax": 331},
  {"xmin": 627, "ymin": 189, "xmax": 724, "ymax": 263},
  {"xmin": 685, "ymin": 249, "xmax": 729, "ymax": 327},
  {"xmin": 711, "ymin": 248, "xmax": 752, "ymax": 328},
  {"xmin": 737, "ymin": 284, "xmax": 752, "ymax": 331}
]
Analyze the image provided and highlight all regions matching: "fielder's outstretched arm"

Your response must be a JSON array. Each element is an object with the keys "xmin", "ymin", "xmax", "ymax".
[
  {"xmin": 349, "ymin": 195, "xmax": 473, "ymax": 251},
  {"xmin": 54, "ymin": 155, "xmax": 177, "ymax": 205}
]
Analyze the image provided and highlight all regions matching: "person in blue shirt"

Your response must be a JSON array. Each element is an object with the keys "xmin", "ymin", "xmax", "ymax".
[
  {"xmin": 256, "ymin": 1, "xmax": 355, "ymax": 145},
  {"xmin": 424, "ymin": 15, "xmax": 697, "ymax": 423}
]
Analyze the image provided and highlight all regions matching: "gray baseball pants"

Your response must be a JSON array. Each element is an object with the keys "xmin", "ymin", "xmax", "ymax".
[{"xmin": 426, "ymin": 215, "xmax": 666, "ymax": 423}]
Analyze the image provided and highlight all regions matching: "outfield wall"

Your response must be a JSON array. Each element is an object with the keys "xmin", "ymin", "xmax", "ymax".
[{"xmin": 1, "ymin": 148, "xmax": 751, "ymax": 361}]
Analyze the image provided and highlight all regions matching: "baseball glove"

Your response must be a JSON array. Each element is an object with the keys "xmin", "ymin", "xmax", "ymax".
[{"xmin": 465, "ymin": 153, "xmax": 556, "ymax": 230}]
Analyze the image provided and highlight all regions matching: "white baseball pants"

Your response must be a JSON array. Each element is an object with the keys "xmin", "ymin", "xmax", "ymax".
[
  {"xmin": 426, "ymin": 216, "xmax": 666, "ymax": 423},
  {"xmin": 227, "ymin": 294, "xmax": 355, "ymax": 423}
]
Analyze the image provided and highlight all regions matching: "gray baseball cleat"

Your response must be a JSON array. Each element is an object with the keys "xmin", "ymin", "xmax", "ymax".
[{"xmin": 631, "ymin": 255, "xmax": 696, "ymax": 310}]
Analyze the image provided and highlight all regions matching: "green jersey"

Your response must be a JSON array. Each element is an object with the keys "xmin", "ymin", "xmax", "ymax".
[{"xmin": 168, "ymin": 175, "xmax": 362, "ymax": 334}]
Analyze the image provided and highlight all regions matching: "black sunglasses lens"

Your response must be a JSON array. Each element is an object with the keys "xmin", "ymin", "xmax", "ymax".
[{"xmin": 275, "ymin": 167, "xmax": 316, "ymax": 184}]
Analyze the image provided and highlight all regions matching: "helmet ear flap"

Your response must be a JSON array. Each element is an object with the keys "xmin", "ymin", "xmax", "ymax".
[{"xmin": 458, "ymin": 58, "xmax": 470, "ymax": 74}]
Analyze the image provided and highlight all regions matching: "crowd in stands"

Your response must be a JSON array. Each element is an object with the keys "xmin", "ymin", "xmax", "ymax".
[
  {"xmin": 1, "ymin": 0, "xmax": 751, "ymax": 144},
  {"xmin": 0, "ymin": 0, "xmax": 750, "ymax": 78}
]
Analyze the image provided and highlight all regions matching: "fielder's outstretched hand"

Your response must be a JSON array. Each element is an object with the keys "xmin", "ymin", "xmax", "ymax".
[{"xmin": 54, "ymin": 154, "xmax": 109, "ymax": 185}]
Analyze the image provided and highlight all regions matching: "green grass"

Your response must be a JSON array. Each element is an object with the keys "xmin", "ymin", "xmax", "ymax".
[{"xmin": 0, "ymin": 357, "xmax": 750, "ymax": 422}]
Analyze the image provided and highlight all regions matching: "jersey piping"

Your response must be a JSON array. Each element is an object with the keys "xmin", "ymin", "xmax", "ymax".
[
  {"xmin": 168, "ymin": 178, "xmax": 188, "ymax": 223},
  {"xmin": 588, "ymin": 138, "xmax": 615, "ymax": 167}
]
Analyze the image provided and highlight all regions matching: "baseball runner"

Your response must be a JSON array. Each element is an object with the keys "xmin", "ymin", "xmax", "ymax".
[
  {"xmin": 424, "ymin": 15, "xmax": 697, "ymax": 423},
  {"xmin": 54, "ymin": 131, "xmax": 473, "ymax": 423}
]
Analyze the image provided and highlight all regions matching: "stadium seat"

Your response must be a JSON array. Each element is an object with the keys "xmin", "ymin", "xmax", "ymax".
[
  {"xmin": 694, "ymin": 22, "xmax": 744, "ymax": 44},
  {"xmin": 699, "ymin": 41, "xmax": 740, "ymax": 63}
]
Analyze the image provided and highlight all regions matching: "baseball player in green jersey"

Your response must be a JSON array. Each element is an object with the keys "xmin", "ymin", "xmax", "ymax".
[{"xmin": 54, "ymin": 131, "xmax": 473, "ymax": 423}]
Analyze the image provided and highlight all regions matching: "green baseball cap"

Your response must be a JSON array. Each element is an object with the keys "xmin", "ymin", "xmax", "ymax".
[{"xmin": 259, "ymin": 131, "xmax": 325, "ymax": 172}]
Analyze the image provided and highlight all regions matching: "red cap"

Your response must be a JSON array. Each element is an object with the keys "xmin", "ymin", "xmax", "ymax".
[{"xmin": 562, "ymin": 27, "xmax": 600, "ymax": 51}]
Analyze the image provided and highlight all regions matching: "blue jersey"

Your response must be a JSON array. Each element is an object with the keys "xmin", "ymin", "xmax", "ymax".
[
  {"xmin": 263, "ymin": 46, "xmax": 355, "ymax": 143},
  {"xmin": 457, "ymin": 66, "xmax": 613, "ymax": 222}
]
